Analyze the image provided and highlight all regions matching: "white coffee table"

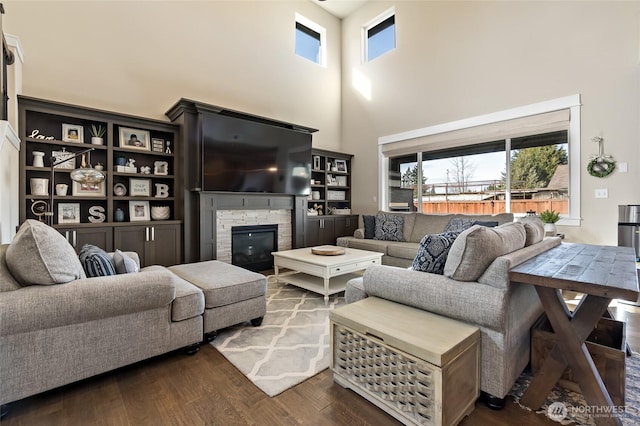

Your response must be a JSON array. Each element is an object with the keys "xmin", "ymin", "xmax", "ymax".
[{"xmin": 272, "ymin": 246, "xmax": 383, "ymax": 303}]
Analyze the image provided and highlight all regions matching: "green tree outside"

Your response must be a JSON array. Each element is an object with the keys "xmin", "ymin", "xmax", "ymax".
[{"xmin": 507, "ymin": 145, "xmax": 568, "ymax": 189}]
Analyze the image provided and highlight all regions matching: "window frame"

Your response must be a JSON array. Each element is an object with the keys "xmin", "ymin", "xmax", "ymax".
[
  {"xmin": 295, "ymin": 13, "xmax": 326, "ymax": 67},
  {"xmin": 378, "ymin": 95, "xmax": 582, "ymax": 226},
  {"xmin": 362, "ymin": 8, "xmax": 396, "ymax": 63}
]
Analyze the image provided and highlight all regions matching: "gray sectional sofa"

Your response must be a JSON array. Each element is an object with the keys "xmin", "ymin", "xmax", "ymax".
[
  {"xmin": 344, "ymin": 216, "xmax": 561, "ymax": 407},
  {"xmin": 0, "ymin": 219, "xmax": 266, "ymax": 409},
  {"xmin": 337, "ymin": 212, "xmax": 514, "ymax": 267}
]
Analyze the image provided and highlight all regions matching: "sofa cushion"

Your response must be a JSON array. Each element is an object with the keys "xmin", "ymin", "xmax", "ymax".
[
  {"xmin": 339, "ymin": 237, "xmax": 389, "ymax": 255},
  {"xmin": 474, "ymin": 221, "xmax": 499, "ymax": 227},
  {"xmin": 6, "ymin": 219, "xmax": 85, "ymax": 285},
  {"xmin": 386, "ymin": 241, "xmax": 420, "ymax": 260},
  {"xmin": 363, "ymin": 215, "xmax": 376, "ymax": 239},
  {"xmin": 409, "ymin": 214, "xmax": 454, "ymax": 242},
  {"xmin": 0, "ymin": 245, "xmax": 21, "ymax": 292},
  {"xmin": 113, "ymin": 249, "xmax": 140, "ymax": 274},
  {"xmin": 412, "ymin": 231, "xmax": 460, "ymax": 274},
  {"xmin": 519, "ymin": 215, "xmax": 545, "ymax": 246},
  {"xmin": 144, "ymin": 265, "xmax": 205, "ymax": 321},
  {"xmin": 374, "ymin": 213, "xmax": 404, "ymax": 241},
  {"xmin": 444, "ymin": 217, "xmax": 475, "ymax": 233},
  {"xmin": 79, "ymin": 244, "xmax": 117, "ymax": 277},
  {"xmin": 444, "ymin": 222, "xmax": 526, "ymax": 281}
]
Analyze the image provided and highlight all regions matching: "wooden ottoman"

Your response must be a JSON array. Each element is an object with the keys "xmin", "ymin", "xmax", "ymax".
[
  {"xmin": 169, "ymin": 260, "xmax": 267, "ymax": 341},
  {"xmin": 330, "ymin": 297, "xmax": 480, "ymax": 426}
]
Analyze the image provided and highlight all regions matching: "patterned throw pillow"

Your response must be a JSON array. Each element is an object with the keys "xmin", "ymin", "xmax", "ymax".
[
  {"xmin": 444, "ymin": 217, "xmax": 476, "ymax": 233},
  {"xmin": 363, "ymin": 215, "xmax": 376, "ymax": 239},
  {"xmin": 113, "ymin": 249, "xmax": 140, "ymax": 274},
  {"xmin": 79, "ymin": 244, "xmax": 117, "ymax": 277},
  {"xmin": 374, "ymin": 213, "xmax": 404, "ymax": 241},
  {"xmin": 412, "ymin": 231, "xmax": 461, "ymax": 274}
]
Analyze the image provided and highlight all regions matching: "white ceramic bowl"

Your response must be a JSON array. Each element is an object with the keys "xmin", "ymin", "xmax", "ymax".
[{"xmin": 151, "ymin": 206, "xmax": 170, "ymax": 220}]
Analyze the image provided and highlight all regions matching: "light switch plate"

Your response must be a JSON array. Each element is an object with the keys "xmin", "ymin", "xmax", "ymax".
[{"xmin": 595, "ymin": 188, "xmax": 609, "ymax": 198}]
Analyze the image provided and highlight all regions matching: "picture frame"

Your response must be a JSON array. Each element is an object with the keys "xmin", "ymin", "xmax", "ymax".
[
  {"xmin": 129, "ymin": 178, "xmax": 151, "ymax": 196},
  {"xmin": 129, "ymin": 200, "xmax": 150, "ymax": 222},
  {"xmin": 52, "ymin": 150, "xmax": 76, "ymax": 169},
  {"xmin": 154, "ymin": 161, "xmax": 169, "ymax": 176},
  {"xmin": 62, "ymin": 124, "xmax": 84, "ymax": 143},
  {"xmin": 58, "ymin": 203, "xmax": 80, "ymax": 224},
  {"xmin": 313, "ymin": 155, "xmax": 321, "ymax": 170},
  {"xmin": 151, "ymin": 138, "xmax": 165, "ymax": 153},
  {"xmin": 335, "ymin": 159, "xmax": 347, "ymax": 173},
  {"xmin": 72, "ymin": 181, "xmax": 105, "ymax": 197},
  {"xmin": 119, "ymin": 127, "xmax": 151, "ymax": 151}
]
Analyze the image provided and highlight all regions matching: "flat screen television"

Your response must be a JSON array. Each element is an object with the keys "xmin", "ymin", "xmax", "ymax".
[{"xmin": 201, "ymin": 111, "xmax": 312, "ymax": 195}]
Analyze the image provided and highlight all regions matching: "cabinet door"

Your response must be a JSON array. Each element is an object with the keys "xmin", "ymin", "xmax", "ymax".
[
  {"xmin": 305, "ymin": 217, "xmax": 322, "ymax": 247},
  {"xmin": 114, "ymin": 225, "xmax": 149, "ymax": 265},
  {"xmin": 149, "ymin": 224, "xmax": 181, "ymax": 267},
  {"xmin": 319, "ymin": 218, "xmax": 336, "ymax": 246},
  {"xmin": 58, "ymin": 227, "xmax": 113, "ymax": 254}
]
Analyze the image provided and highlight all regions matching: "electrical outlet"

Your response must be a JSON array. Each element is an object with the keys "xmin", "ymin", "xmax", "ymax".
[{"xmin": 595, "ymin": 188, "xmax": 608, "ymax": 198}]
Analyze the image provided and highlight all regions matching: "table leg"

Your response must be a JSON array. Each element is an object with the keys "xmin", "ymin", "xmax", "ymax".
[
  {"xmin": 521, "ymin": 287, "xmax": 620, "ymax": 426},
  {"xmin": 324, "ymin": 277, "xmax": 329, "ymax": 305},
  {"xmin": 274, "ymin": 264, "xmax": 280, "ymax": 283}
]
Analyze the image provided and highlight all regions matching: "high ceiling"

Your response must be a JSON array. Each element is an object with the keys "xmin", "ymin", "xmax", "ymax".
[{"xmin": 312, "ymin": 0, "xmax": 369, "ymax": 19}]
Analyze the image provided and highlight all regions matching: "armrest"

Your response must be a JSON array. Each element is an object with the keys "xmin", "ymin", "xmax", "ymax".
[
  {"xmin": 0, "ymin": 269, "xmax": 176, "ymax": 336},
  {"xmin": 354, "ymin": 228, "xmax": 364, "ymax": 239}
]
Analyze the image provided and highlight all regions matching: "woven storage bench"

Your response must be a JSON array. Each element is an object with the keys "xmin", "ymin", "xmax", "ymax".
[{"xmin": 330, "ymin": 297, "xmax": 480, "ymax": 426}]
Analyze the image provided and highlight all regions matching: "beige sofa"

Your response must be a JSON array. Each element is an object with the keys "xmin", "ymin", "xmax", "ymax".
[
  {"xmin": 0, "ymin": 220, "xmax": 205, "ymax": 409},
  {"xmin": 337, "ymin": 212, "xmax": 514, "ymax": 267},
  {"xmin": 345, "ymin": 218, "xmax": 561, "ymax": 408}
]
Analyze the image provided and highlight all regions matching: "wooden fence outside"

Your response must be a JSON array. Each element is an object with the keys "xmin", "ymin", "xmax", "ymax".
[{"xmin": 417, "ymin": 199, "xmax": 568, "ymax": 215}]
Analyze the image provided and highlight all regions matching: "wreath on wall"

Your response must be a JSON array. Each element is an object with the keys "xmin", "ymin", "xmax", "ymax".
[{"xmin": 587, "ymin": 136, "xmax": 616, "ymax": 178}]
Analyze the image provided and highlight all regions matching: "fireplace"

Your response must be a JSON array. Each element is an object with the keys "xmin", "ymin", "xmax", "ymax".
[{"xmin": 231, "ymin": 224, "xmax": 278, "ymax": 272}]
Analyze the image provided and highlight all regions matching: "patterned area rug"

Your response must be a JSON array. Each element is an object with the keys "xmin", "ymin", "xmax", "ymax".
[
  {"xmin": 509, "ymin": 353, "xmax": 640, "ymax": 425},
  {"xmin": 211, "ymin": 279, "xmax": 344, "ymax": 397}
]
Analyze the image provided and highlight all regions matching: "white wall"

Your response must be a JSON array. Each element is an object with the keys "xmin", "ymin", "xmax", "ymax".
[
  {"xmin": 341, "ymin": 1, "xmax": 640, "ymax": 244},
  {"xmin": 2, "ymin": 1, "xmax": 342, "ymax": 149}
]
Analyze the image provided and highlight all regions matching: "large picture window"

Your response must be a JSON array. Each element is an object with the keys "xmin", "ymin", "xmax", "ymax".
[{"xmin": 380, "ymin": 96, "xmax": 581, "ymax": 224}]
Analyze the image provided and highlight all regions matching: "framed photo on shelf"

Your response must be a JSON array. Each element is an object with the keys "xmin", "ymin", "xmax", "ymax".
[
  {"xmin": 151, "ymin": 138, "xmax": 165, "ymax": 153},
  {"xmin": 58, "ymin": 203, "xmax": 80, "ymax": 224},
  {"xmin": 313, "ymin": 155, "xmax": 321, "ymax": 170},
  {"xmin": 119, "ymin": 127, "xmax": 151, "ymax": 151},
  {"xmin": 335, "ymin": 159, "xmax": 347, "ymax": 173},
  {"xmin": 52, "ymin": 150, "xmax": 76, "ymax": 169},
  {"xmin": 72, "ymin": 181, "xmax": 105, "ymax": 197},
  {"xmin": 154, "ymin": 161, "xmax": 169, "ymax": 175},
  {"xmin": 129, "ymin": 178, "xmax": 151, "ymax": 196},
  {"xmin": 62, "ymin": 124, "xmax": 84, "ymax": 143},
  {"xmin": 129, "ymin": 200, "xmax": 150, "ymax": 221}
]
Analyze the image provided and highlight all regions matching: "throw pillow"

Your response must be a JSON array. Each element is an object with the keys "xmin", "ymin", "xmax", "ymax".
[
  {"xmin": 113, "ymin": 249, "xmax": 140, "ymax": 274},
  {"xmin": 363, "ymin": 215, "xmax": 376, "ymax": 239},
  {"xmin": 6, "ymin": 219, "xmax": 85, "ymax": 285},
  {"xmin": 519, "ymin": 215, "xmax": 545, "ymax": 246},
  {"xmin": 473, "ymin": 221, "xmax": 499, "ymax": 227},
  {"xmin": 444, "ymin": 217, "xmax": 476, "ymax": 233},
  {"xmin": 444, "ymin": 222, "xmax": 526, "ymax": 281},
  {"xmin": 374, "ymin": 213, "xmax": 404, "ymax": 241},
  {"xmin": 412, "ymin": 231, "xmax": 461, "ymax": 274},
  {"xmin": 79, "ymin": 244, "xmax": 117, "ymax": 277}
]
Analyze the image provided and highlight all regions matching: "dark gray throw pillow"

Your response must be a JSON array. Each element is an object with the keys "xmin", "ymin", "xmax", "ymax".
[
  {"xmin": 374, "ymin": 213, "xmax": 404, "ymax": 241},
  {"xmin": 474, "ymin": 221, "xmax": 499, "ymax": 227},
  {"xmin": 79, "ymin": 244, "xmax": 117, "ymax": 277},
  {"xmin": 363, "ymin": 215, "xmax": 376, "ymax": 239},
  {"xmin": 412, "ymin": 231, "xmax": 461, "ymax": 274}
]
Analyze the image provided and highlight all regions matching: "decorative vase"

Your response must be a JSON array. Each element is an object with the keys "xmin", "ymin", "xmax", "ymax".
[
  {"xmin": 151, "ymin": 206, "xmax": 170, "ymax": 220},
  {"xmin": 30, "ymin": 178, "xmax": 49, "ymax": 196},
  {"xmin": 544, "ymin": 223, "xmax": 556, "ymax": 236},
  {"xmin": 55, "ymin": 183, "xmax": 68, "ymax": 196},
  {"xmin": 91, "ymin": 137, "xmax": 104, "ymax": 145},
  {"xmin": 32, "ymin": 151, "xmax": 45, "ymax": 168},
  {"xmin": 116, "ymin": 156, "xmax": 127, "ymax": 166},
  {"xmin": 114, "ymin": 208, "xmax": 125, "ymax": 222}
]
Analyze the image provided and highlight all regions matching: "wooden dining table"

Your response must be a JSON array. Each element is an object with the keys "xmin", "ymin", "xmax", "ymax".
[{"xmin": 510, "ymin": 243, "xmax": 639, "ymax": 426}]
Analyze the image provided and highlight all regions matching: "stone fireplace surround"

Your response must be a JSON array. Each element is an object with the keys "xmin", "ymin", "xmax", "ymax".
[{"xmin": 193, "ymin": 192, "xmax": 307, "ymax": 264}]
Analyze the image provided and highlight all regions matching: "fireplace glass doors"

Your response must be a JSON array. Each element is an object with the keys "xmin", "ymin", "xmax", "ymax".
[{"xmin": 231, "ymin": 224, "xmax": 278, "ymax": 272}]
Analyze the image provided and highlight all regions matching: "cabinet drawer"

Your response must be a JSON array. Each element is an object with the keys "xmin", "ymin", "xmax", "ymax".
[{"xmin": 329, "ymin": 258, "xmax": 379, "ymax": 275}]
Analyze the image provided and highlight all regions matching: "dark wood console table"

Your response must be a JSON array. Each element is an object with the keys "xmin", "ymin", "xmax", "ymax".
[{"xmin": 510, "ymin": 243, "xmax": 639, "ymax": 426}]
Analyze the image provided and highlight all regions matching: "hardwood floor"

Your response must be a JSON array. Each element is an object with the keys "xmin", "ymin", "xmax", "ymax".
[{"xmin": 3, "ymin": 301, "xmax": 639, "ymax": 426}]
